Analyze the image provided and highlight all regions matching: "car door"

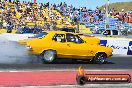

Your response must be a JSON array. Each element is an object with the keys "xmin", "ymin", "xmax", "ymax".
[
  {"xmin": 52, "ymin": 33, "xmax": 69, "ymax": 57},
  {"xmin": 66, "ymin": 33, "xmax": 94, "ymax": 58}
]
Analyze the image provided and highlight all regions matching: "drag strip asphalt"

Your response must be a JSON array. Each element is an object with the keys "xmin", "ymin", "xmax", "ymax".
[{"xmin": 0, "ymin": 56, "xmax": 132, "ymax": 71}]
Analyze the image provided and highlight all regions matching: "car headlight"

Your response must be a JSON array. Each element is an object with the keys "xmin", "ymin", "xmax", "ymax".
[{"xmin": 26, "ymin": 45, "xmax": 32, "ymax": 50}]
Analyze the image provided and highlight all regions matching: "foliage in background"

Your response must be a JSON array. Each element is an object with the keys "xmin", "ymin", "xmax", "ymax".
[{"xmin": 100, "ymin": 2, "xmax": 132, "ymax": 12}]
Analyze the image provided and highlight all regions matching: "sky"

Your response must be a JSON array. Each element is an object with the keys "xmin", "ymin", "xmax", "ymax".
[{"xmin": 20, "ymin": 0, "xmax": 132, "ymax": 10}]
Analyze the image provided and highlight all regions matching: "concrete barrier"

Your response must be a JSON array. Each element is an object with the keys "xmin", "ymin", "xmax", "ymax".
[
  {"xmin": 98, "ymin": 37, "xmax": 132, "ymax": 55},
  {"xmin": 1, "ymin": 33, "xmax": 34, "ymax": 41}
]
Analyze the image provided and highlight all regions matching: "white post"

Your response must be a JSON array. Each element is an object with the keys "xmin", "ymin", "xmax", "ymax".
[
  {"xmin": 30, "ymin": 0, "xmax": 32, "ymax": 3},
  {"xmin": 105, "ymin": 0, "xmax": 109, "ymax": 29}
]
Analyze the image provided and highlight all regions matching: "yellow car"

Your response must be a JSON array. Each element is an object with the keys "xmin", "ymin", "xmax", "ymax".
[
  {"xmin": 26, "ymin": 31, "xmax": 113, "ymax": 64},
  {"xmin": 18, "ymin": 32, "xmax": 100, "ymax": 45}
]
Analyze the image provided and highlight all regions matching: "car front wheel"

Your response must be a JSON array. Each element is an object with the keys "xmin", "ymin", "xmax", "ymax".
[
  {"xmin": 42, "ymin": 50, "xmax": 56, "ymax": 63},
  {"xmin": 93, "ymin": 53, "xmax": 106, "ymax": 64}
]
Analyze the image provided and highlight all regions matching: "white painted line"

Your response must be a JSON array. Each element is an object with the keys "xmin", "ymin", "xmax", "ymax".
[
  {"xmin": 12, "ymin": 83, "xmax": 132, "ymax": 88},
  {"xmin": 0, "ymin": 69, "xmax": 131, "ymax": 72}
]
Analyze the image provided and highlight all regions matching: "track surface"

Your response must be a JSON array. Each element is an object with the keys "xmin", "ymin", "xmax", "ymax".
[{"xmin": 0, "ymin": 56, "xmax": 132, "ymax": 70}]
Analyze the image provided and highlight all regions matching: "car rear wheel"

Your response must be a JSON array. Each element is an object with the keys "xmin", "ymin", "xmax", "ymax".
[
  {"xmin": 93, "ymin": 53, "xmax": 106, "ymax": 64},
  {"xmin": 42, "ymin": 50, "xmax": 56, "ymax": 63}
]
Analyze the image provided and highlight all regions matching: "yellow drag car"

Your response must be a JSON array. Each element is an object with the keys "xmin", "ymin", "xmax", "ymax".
[{"xmin": 26, "ymin": 31, "xmax": 113, "ymax": 64}]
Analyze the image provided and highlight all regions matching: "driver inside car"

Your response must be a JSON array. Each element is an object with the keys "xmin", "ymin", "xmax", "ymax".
[
  {"xmin": 56, "ymin": 35, "xmax": 65, "ymax": 42},
  {"xmin": 70, "ymin": 36, "xmax": 75, "ymax": 42}
]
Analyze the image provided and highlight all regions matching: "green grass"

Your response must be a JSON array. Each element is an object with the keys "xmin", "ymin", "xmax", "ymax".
[{"xmin": 100, "ymin": 2, "xmax": 132, "ymax": 12}]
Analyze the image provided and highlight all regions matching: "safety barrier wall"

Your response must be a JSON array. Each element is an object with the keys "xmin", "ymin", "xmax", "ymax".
[
  {"xmin": 98, "ymin": 37, "xmax": 132, "ymax": 55},
  {"xmin": 1, "ymin": 33, "xmax": 34, "ymax": 41}
]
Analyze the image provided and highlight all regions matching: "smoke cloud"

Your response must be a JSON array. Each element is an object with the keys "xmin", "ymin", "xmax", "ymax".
[{"xmin": 0, "ymin": 35, "xmax": 42, "ymax": 64}]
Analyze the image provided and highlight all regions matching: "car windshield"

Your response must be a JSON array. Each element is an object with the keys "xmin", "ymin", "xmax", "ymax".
[{"xmin": 32, "ymin": 32, "xmax": 48, "ymax": 38}]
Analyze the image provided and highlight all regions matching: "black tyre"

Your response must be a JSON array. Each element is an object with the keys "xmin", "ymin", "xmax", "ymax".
[
  {"xmin": 93, "ymin": 53, "xmax": 106, "ymax": 64},
  {"xmin": 42, "ymin": 50, "xmax": 56, "ymax": 63},
  {"xmin": 76, "ymin": 76, "xmax": 86, "ymax": 85}
]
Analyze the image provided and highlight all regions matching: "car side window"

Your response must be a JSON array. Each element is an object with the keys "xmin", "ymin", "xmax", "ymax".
[
  {"xmin": 66, "ymin": 34, "xmax": 75, "ymax": 42},
  {"xmin": 52, "ymin": 34, "xmax": 66, "ymax": 43},
  {"xmin": 74, "ymin": 35, "xmax": 84, "ymax": 44},
  {"xmin": 66, "ymin": 33, "xmax": 84, "ymax": 44}
]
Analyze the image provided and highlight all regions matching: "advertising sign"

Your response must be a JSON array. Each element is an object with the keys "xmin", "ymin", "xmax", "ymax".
[
  {"xmin": 76, "ymin": 66, "xmax": 131, "ymax": 85},
  {"xmin": 99, "ymin": 38, "xmax": 132, "ymax": 55}
]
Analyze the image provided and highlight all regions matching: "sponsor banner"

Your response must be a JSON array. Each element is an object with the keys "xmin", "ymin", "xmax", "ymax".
[
  {"xmin": 85, "ymin": 74, "xmax": 131, "ymax": 83},
  {"xmin": 99, "ymin": 38, "xmax": 132, "ymax": 55},
  {"xmin": 1, "ymin": 33, "xmax": 34, "ymax": 41},
  {"xmin": 127, "ymin": 41, "xmax": 132, "ymax": 55},
  {"xmin": 76, "ymin": 66, "xmax": 131, "ymax": 85},
  {"xmin": 100, "ymin": 40, "xmax": 107, "ymax": 46},
  {"xmin": 76, "ymin": 74, "xmax": 131, "ymax": 85},
  {"xmin": 107, "ymin": 40, "xmax": 129, "ymax": 55}
]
